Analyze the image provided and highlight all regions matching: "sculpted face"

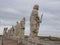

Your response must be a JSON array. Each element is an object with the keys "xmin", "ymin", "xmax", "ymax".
[{"xmin": 33, "ymin": 4, "xmax": 39, "ymax": 10}]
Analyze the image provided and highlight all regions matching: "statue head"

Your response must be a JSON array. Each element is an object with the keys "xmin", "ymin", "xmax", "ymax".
[
  {"xmin": 4, "ymin": 27, "xmax": 8, "ymax": 31},
  {"xmin": 33, "ymin": 4, "xmax": 39, "ymax": 10}
]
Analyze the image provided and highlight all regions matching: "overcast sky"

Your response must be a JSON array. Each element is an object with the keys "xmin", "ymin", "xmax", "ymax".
[{"xmin": 0, "ymin": 0, "xmax": 60, "ymax": 37}]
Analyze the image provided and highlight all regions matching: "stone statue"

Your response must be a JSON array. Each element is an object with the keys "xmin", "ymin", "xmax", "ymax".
[
  {"xmin": 3, "ymin": 27, "xmax": 8, "ymax": 37},
  {"xmin": 17, "ymin": 17, "xmax": 25, "ymax": 43},
  {"xmin": 18, "ymin": 17, "xmax": 25, "ymax": 39},
  {"xmin": 30, "ymin": 4, "xmax": 41, "ymax": 38}
]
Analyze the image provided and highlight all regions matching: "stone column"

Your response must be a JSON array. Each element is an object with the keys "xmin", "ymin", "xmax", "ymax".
[{"xmin": 30, "ymin": 4, "xmax": 41, "ymax": 39}]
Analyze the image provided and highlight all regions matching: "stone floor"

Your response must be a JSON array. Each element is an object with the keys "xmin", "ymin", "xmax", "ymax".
[
  {"xmin": 39, "ymin": 39, "xmax": 60, "ymax": 45},
  {"xmin": 2, "ymin": 37, "xmax": 18, "ymax": 45},
  {"xmin": 0, "ymin": 37, "xmax": 60, "ymax": 45}
]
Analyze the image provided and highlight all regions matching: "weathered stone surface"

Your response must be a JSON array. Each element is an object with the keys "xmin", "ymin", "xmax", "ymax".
[
  {"xmin": 6, "ymin": 26, "xmax": 15, "ymax": 39},
  {"xmin": 14, "ymin": 21, "xmax": 20, "ymax": 36},
  {"xmin": 30, "ymin": 4, "xmax": 40, "ymax": 38},
  {"xmin": 6, "ymin": 17, "xmax": 25, "ymax": 40},
  {"xmin": 18, "ymin": 17, "xmax": 25, "ymax": 39}
]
